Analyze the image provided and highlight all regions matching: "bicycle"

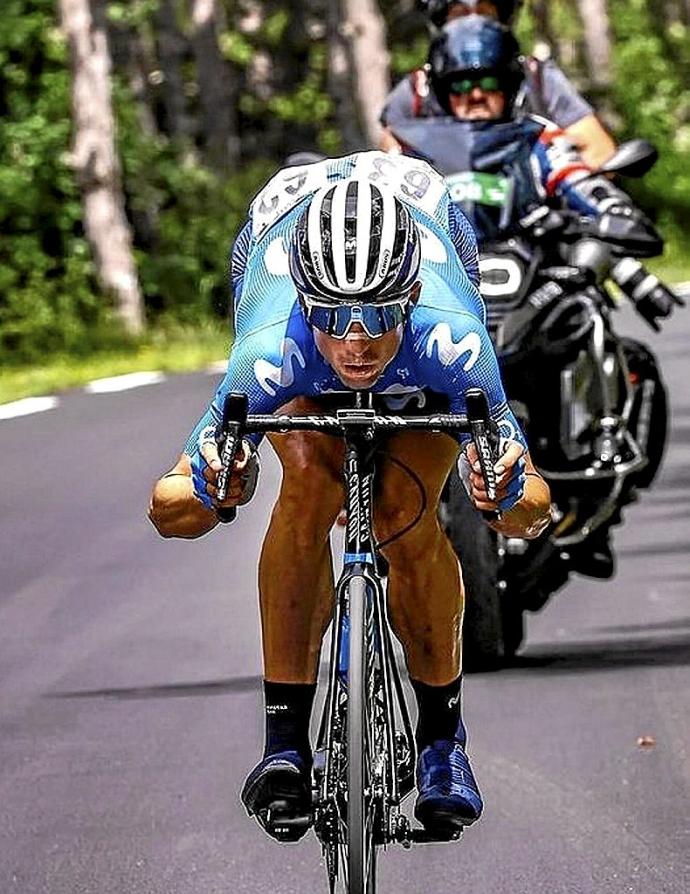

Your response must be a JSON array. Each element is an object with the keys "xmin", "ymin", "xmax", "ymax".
[{"xmin": 216, "ymin": 388, "xmax": 500, "ymax": 894}]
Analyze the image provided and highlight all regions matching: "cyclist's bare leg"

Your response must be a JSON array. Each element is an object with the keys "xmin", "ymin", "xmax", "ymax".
[
  {"xmin": 375, "ymin": 432, "xmax": 463, "ymax": 686},
  {"xmin": 258, "ymin": 397, "xmax": 345, "ymax": 684}
]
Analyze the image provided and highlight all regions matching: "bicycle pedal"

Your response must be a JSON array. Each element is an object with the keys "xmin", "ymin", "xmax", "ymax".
[
  {"xmin": 409, "ymin": 826, "xmax": 463, "ymax": 844},
  {"xmin": 258, "ymin": 802, "xmax": 313, "ymax": 843}
]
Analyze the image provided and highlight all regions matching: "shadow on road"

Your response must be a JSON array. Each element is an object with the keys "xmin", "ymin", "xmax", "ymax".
[
  {"xmin": 617, "ymin": 540, "xmax": 690, "ymax": 558},
  {"xmin": 46, "ymin": 674, "xmax": 262, "ymax": 701},
  {"xmin": 595, "ymin": 616, "xmax": 690, "ymax": 635},
  {"xmin": 498, "ymin": 633, "xmax": 690, "ymax": 676},
  {"xmin": 644, "ymin": 491, "xmax": 690, "ymax": 507}
]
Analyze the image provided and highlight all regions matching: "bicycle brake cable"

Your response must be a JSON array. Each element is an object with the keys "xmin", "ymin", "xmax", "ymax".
[{"xmin": 375, "ymin": 455, "xmax": 428, "ymax": 551}]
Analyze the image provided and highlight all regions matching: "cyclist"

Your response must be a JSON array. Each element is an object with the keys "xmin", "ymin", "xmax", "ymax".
[
  {"xmin": 149, "ymin": 151, "xmax": 552, "ymax": 840},
  {"xmin": 381, "ymin": 2, "xmax": 616, "ymax": 167}
]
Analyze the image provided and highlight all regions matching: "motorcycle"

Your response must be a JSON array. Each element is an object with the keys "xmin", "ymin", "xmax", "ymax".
[{"xmin": 391, "ymin": 118, "xmax": 674, "ymax": 668}]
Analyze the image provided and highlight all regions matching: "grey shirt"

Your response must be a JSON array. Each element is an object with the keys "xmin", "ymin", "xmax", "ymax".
[{"xmin": 381, "ymin": 58, "xmax": 593, "ymax": 131}]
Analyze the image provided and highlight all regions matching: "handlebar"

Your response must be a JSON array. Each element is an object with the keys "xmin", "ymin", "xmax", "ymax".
[{"xmin": 215, "ymin": 389, "xmax": 502, "ymax": 523}]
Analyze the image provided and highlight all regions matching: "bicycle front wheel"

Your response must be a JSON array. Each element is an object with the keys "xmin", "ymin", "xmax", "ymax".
[{"xmin": 347, "ymin": 575, "xmax": 377, "ymax": 894}]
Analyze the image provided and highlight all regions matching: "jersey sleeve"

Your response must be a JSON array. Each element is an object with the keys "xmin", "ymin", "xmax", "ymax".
[
  {"xmin": 448, "ymin": 202, "xmax": 480, "ymax": 288},
  {"xmin": 540, "ymin": 61, "xmax": 593, "ymax": 129},
  {"xmin": 183, "ymin": 326, "xmax": 312, "ymax": 457},
  {"xmin": 416, "ymin": 310, "xmax": 527, "ymax": 450},
  {"xmin": 230, "ymin": 219, "xmax": 253, "ymax": 305}
]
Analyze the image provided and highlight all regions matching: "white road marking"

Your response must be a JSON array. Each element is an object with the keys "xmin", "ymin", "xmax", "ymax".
[
  {"xmin": 205, "ymin": 360, "xmax": 227, "ymax": 375},
  {"xmin": 0, "ymin": 396, "xmax": 59, "ymax": 420},
  {"xmin": 84, "ymin": 371, "xmax": 165, "ymax": 393}
]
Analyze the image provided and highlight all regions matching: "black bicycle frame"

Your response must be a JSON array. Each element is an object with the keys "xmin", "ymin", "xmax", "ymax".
[
  {"xmin": 218, "ymin": 386, "xmax": 499, "ymax": 861},
  {"xmin": 318, "ymin": 397, "xmax": 415, "ymax": 828}
]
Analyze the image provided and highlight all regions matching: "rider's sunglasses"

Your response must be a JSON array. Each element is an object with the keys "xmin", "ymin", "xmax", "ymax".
[
  {"xmin": 449, "ymin": 2, "xmax": 500, "ymax": 18},
  {"xmin": 448, "ymin": 75, "xmax": 502, "ymax": 96},
  {"xmin": 302, "ymin": 296, "xmax": 410, "ymax": 339}
]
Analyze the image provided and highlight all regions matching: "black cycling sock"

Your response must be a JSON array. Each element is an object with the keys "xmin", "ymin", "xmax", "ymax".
[
  {"xmin": 263, "ymin": 680, "xmax": 316, "ymax": 762},
  {"xmin": 410, "ymin": 675, "xmax": 467, "ymax": 750}
]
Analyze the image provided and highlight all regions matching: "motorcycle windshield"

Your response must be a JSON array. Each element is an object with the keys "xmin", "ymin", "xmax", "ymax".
[{"xmin": 390, "ymin": 118, "xmax": 545, "ymax": 242}]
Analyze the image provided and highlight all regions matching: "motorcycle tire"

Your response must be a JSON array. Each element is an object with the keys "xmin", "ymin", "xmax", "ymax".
[
  {"xmin": 621, "ymin": 337, "xmax": 668, "ymax": 490},
  {"xmin": 441, "ymin": 469, "xmax": 517, "ymax": 671}
]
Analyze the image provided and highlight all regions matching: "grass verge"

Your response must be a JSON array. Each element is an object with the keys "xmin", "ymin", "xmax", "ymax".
[
  {"xmin": 0, "ymin": 322, "xmax": 231, "ymax": 405},
  {"xmin": 1, "ymin": 251, "xmax": 688, "ymax": 407}
]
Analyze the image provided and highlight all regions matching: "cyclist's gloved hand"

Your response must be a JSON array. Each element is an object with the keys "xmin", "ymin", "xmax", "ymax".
[
  {"xmin": 191, "ymin": 425, "xmax": 260, "ymax": 511},
  {"xmin": 495, "ymin": 440, "xmax": 526, "ymax": 512},
  {"xmin": 191, "ymin": 425, "xmax": 218, "ymax": 509},
  {"xmin": 459, "ymin": 440, "xmax": 526, "ymax": 514}
]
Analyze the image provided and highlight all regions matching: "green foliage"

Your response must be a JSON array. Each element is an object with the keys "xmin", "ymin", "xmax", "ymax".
[
  {"xmin": 4, "ymin": 0, "xmax": 690, "ymax": 375},
  {"xmin": 609, "ymin": 0, "xmax": 690, "ymax": 234},
  {"xmin": 389, "ymin": 35, "xmax": 427, "ymax": 78},
  {"xmin": 115, "ymin": 80, "xmax": 273, "ymax": 324},
  {"xmin": 0, "ymin": 0, "xmax": 115, "ymax": 365},
  {"xmin": 0, "ymin": 0, "xmax": 273, "ymax": 364}
]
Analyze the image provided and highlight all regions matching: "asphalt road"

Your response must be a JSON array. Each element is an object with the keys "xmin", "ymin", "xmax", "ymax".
[{"xmin": 1, "ymin": 303, "xmax": 689, "ymax": 894}]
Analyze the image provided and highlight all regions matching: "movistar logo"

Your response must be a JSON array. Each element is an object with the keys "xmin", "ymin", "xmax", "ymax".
[
  {"xmin": 425, "ymin": 324, "xmax": 481, "ymax": 370},
  {"xmin": 254, "ymin": 338, "xmax": 306, "ymax": 396}
]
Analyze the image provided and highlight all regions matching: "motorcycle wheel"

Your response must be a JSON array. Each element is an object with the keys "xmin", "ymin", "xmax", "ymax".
[
  {"xmin": 622, "ymin": 337, "xmax": 669, "ymax": 490},
  {"xmin": 441, "ymin": 470, "xmax": 524, "ymax": 670}
]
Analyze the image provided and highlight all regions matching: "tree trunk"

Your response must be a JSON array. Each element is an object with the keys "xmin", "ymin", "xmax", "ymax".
[
  {"xmin": 189, "ymin": 0, "xmax": 239, "ymax": 170},
  {"xmin": 531, "ymin": 0, "xmax": 558, "ymax": 53},
  {"xmin": 327, "ymin": 0, "xmax": 366, "ymax": 152},
  {"xmin": 576, "ymin": 0, "xmax": 612, "ymax": 88},
  {"xmin": 154, "ymin": 0, "xmax": 195, "ymax": 141},
  {"xmin": 342, "ymin": 0, "xmax": 391, "ymax": 147},
  {"xmin": 59, "ymin": 0, "xmax": 144, "ymax": 335}
]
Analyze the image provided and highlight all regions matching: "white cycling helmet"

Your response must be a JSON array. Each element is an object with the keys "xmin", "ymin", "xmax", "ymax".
[{"xmin": 289, "ymin": 179, "xmax": 421, "ymax": 306}]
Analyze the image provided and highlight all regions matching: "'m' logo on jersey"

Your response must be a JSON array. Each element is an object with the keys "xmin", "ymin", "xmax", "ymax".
[
  {"xmin": 254, "ymin": 338, "xmax": 306, "ymax": 396},
  {"xmin": 425, "ymin": 324, "xmax": 481, "ymax": 371}
]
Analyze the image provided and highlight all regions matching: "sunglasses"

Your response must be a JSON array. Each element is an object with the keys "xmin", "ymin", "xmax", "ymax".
[
  {"xmin": 448, "ymin": 75, "xmax": 502, "ymax": 95},
  {"xmin": 302, "ymin": 296, "xmax": 410, "ymax": 339},
  {"xmin": 449, "ymin": 2, "xmax": 499, "ymax": 18}
]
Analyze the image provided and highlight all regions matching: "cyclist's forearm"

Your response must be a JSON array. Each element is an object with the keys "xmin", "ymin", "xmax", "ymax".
[
  {"xmin": 490, "ymin": 472, "xmax": 551, "ymax": 540},
  {"xmin": 148, "ymin": 459, "xmax": 219, "ymax": 539}
]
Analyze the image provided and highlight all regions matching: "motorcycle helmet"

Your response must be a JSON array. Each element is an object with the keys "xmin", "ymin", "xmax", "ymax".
[
  {"xmin": 429, "ymin": 15, "xmax": 523, "ymax": 116},
  {"xmin": 418, "ymin": 0, "xmax": 523, "ymax": 27}
]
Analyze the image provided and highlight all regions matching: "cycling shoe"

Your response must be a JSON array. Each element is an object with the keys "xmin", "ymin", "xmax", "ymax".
[
  {"xmin": 414, "ymin": 738, "xmax": 483, "ymax": 834},
  {"xmin": 241, "ymin": 750, "xmax": 313, "ymax": 842}
]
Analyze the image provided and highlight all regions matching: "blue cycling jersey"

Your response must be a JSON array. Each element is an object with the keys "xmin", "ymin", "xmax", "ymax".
[{"xmin": 185, "ymin": 152, "xmax": 526, "ymax": 500}]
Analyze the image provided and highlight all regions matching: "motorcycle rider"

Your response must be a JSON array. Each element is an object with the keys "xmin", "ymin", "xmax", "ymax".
[
  {"xmin": 381, "ymin": 0, "xmax": 616, "ymax": 168},
  {"xmin": 387, "ymin": 14, "xmax": 682, "ymax": 578}
]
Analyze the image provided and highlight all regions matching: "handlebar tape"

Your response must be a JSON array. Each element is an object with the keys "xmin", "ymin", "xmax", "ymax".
[
  {"xmin": 216, "ymin": 393, "xmax": 249, "ymax": 514},
  {"xmin": 465, "ymin": 388, "xmax": 501, "ymax": 523}
]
